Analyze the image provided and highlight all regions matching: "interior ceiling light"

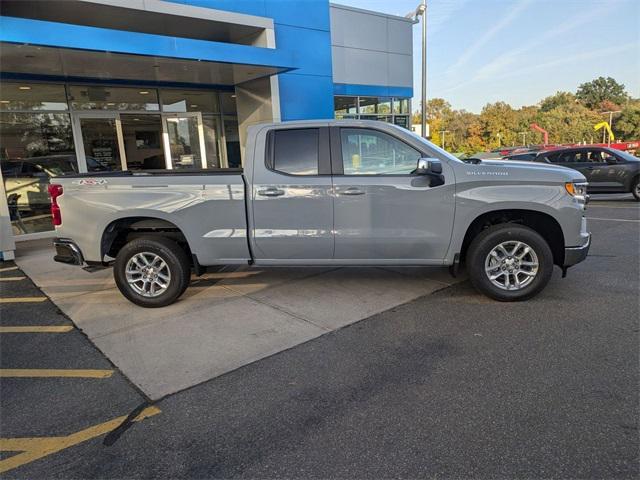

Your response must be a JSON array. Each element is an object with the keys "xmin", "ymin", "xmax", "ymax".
[
  {"xmin": 18, "ymin": 86, "xmax": 31, "ymax": 90},
  {"xmin": 0, "ymin": 100, "xmax": 10, "ymax": 103},
  {"xmin": 139, "ymin": 91, "xmax": 149, "ymax": 95},
  {"xmin": 190, "ymin": 104, "xmax": 198, "ymax": 108}
]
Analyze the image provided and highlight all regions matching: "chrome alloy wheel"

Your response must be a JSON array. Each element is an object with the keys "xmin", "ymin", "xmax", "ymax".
[
  {"xmin": 125, "ymin": 252, "xmax": 171, "ymax": 298},
  {"xmin": 484, "ymin": 241, "xmax": 539, "ymax": 291},
  {"xmin": 634, "ymin": 181, "xmax": 640, "ymax": 198}
]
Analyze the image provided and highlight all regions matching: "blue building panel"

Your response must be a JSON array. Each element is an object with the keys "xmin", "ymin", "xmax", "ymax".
[
  {"xmin": 0, "ymin": 16, "xmax": 296, "ymax": 70},
  {"xmin": 278, "ymin": 73, "xmax": 334, "ymax": 120}
]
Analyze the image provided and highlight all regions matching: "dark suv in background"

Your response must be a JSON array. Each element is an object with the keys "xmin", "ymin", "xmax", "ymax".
[{"xmin": 532, "ymin": 147, "xmax": 640, "ymax": 200}]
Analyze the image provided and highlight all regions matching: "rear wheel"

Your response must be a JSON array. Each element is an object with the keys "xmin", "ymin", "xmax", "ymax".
[
  {"xmin": 114, "ymin": 236, "xmax": 191, "ymax": 308},
  {"xmin": 631, "ymin": 177, "xmax": 640, "ymax": 201},
  {"xmin": 467, "ymin": 224, "xmax": 553, "ymax": 301}
]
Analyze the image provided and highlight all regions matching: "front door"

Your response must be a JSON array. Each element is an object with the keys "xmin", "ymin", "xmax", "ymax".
[
  {"xmin": 331, "ymin": 127, "xmax": 455, "ymax": 263},
  {"xmin": 162, "ymin": 113, "xmax": 207, "ymax": 169},
  {"xmin": 583, "ymin": 149, "xmax": 626, "ymax": 191},
  {"xmin": 73, "ymin": 113, "xmax": 126, "ymax": 172},
  {"xmin": 250, "ymin": 126, "xmax": 334, "ymax": 262}
]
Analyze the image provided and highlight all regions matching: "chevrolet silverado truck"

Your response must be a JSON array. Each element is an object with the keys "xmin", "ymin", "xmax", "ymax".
[{"xmin": 50, "ymin": 120, "xmax": 590, "ymax": 307}]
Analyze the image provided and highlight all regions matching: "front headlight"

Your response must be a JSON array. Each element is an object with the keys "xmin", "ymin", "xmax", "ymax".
[{"xmin": 565, "ymin": 182, "xmax": 589, "ymax": 203}]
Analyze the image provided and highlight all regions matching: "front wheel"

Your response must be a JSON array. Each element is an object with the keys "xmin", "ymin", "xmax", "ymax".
[
  {"xmin": 114, "ymin": 236, "xmax": 191, "ymax": 308},
  {"xmin": 466, "ymin": 224, "xmax": 554, "ymax": 301}
]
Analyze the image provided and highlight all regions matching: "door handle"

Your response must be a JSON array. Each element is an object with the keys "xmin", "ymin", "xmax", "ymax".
[
  {"xmin": 341, "ymin": 187, "xmax": 365, "ymax": 196},
  {"xmin": 257, "ymin": 188, "xmax": 285, "ymax": 197},
  {"xmin": 585, "ymin": 166, "xmax": 595, "ymax": 170}
]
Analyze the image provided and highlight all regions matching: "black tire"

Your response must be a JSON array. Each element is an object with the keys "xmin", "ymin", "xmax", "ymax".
[
  {"xmin": 631, "ymin": 177, "xmax": 640, "ymax": 201},
  {"xmin": 466, "ymin": 224, "xmax": 554, "ymax": 302},
  {"xmin": 113, "ymin": 236, "xmax": 191, "ymax": 308}
]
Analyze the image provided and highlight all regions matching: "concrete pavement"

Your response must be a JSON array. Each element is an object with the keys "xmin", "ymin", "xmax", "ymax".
[{"xmin": 15, "ymin": 241, "xmax": 461, "ymax": 399}]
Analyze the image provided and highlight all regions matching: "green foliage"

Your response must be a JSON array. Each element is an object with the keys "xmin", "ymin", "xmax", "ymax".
[
  {"xmin": 576, "ymin": 76, "xmax": 629, "ymax": 109},
  {"xmin": 615, "ymin": 100, "xmax": 640, "ymax": 140},
  {"xmin": 414, "ymin": 77, "xmax": 639, "ymax": 154}
]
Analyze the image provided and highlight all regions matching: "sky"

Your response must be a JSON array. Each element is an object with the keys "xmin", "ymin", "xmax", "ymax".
[{"xmin": 336, "ymin": 0, "xmax": 640, "ymax": 113}]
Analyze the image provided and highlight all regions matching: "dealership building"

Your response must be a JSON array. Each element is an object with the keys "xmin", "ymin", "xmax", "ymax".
[{"xmin": 0, "ymin": 0, "xmax": 414, "ymax": 257}]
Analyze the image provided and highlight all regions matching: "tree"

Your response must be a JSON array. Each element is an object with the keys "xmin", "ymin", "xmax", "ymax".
[
  {"xmin": 576, "ymin": 77, "xmax": 629, "ymax": 110},
  {"xmin": 614, "ymin": 100, "xmax": 640, "ymax": 140},
  {"xmin": 539, "ymin": 91, "xmax": 576, "ymax": 112}
]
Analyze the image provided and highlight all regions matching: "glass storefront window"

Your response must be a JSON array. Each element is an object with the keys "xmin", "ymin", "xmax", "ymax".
[
  {"xmin": 161, "ymin": 90, "xmax": 219, "ymax": 113},
  {"xmin": 219, "ymin": 92, "xmax": 237, "ymax": 116},
  {"xmin": 333, "ymin": 96, "xmax": 412, "ymax": 130},
  {"xmin": 0, "ymin": 83, "xmax": 68, "ymax": 111},
  {"xmin": 120, "ymin": 114, "xmax": 164, "ymax": 170},
  {"xmin": 1, "ymin": 112, "xmax": 76, "ymax": 234},
  {"xmin": 393, "ymin": 98, "xmax": 409, "ymax": 114},
  {"xmin": 334, "ymin": 96, "xmax": 358, "ymax": 117},
  {"xmin": 68, "ymin": 86, "xmax": 160, "ymax": 111},
  {"xmin": 358, "ymin": 97, "xmax": 377, "ymax": 114},
  {"xmin": 223, "ymin": 116, "xmax": 241, "ymax": 168},
  {"xmin": 203, "ymin": 115, "xmax": 222, "ymax": 168}
]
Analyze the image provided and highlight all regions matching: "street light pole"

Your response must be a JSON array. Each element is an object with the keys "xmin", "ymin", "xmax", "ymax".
[
  {"xmin": 601, "ymin": 110, "xmax": 622, "ymax": 146},
  {"xmin": 406, "ymin": 1, "xmax": 427, "ymax": 138},
  {"xmin": 440, "ymin": 130, "xmax": 450, "ymax": 149},
  {"xmin": 421, "ymin": 0, "xmax": 427, "ymax": 139},
  {"xmin": 519, "ymin": 132, "xmax": 527, "ymax": 146}
]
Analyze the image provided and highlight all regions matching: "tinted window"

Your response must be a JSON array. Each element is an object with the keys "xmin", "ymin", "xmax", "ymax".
[
  {"xmin": 273, "ymin": 129, "xmax": 319, "ymax": 175},
  {"xmin": 586, "ymin": 150, "xmax": 606, "ymax": 163},
  {"xmin": 340, "ymin": 128, "xmax": 421, "ymax": 175},
  {"xmin": 552, "ymin": 151, "xmax": 580, "ymax": 163}
]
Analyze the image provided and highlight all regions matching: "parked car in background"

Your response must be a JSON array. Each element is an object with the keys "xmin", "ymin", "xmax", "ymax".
[
  {"xmin": 503, "ymin": 152, "xmax": 538, "ymax": 162},
  {"xmin": 533, "ymin": 146, "xmax": 640, "ymax": 200}
]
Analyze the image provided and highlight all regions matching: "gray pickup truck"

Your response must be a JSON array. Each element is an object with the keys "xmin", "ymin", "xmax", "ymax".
[{"xmin": 50, "ymin": 120, "xmax": 590, "ymax": 307}]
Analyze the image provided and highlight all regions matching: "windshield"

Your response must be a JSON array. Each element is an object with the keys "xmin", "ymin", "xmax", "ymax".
[
  {"xmin": 407, "ymin": 128, "xmax": 465, "ymax": 163},
  {"xmin": 610, "ymin": 149, "xmax": 640, "ymax": 162}
]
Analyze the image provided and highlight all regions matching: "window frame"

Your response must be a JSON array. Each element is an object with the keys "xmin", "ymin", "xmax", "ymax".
[
  {"xmin": 265, "ymin": 127, "xmax": 332, "ymax": 177},
  {"xmin": 330, "ymin": 126, "xmax": 424, "ymax": 177}
]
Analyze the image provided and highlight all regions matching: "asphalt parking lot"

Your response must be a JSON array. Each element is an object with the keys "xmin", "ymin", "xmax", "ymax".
[{"xmin": 1, "ymin": 196, "xmax": 638, "ymax": 478}]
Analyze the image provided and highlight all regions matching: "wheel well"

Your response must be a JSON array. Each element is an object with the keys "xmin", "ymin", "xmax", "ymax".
[
  {"xmin": 460, "ymin": 210, "xmax": 565, "ymax": 265},
  {"xmin": 101, "ymin": 217, "xmax": 191, "ymax": 263}
]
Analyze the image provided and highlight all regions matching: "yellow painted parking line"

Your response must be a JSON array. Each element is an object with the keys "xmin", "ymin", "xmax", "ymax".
[
  {"xmin": 0, "ymin": 369, "xmax": 113, "ymax": 378},
  {"xmin": 0, "ymin": 297, "xmax": 47, "ymax": 304},
  {"xmin": 0, "ymin": 266, "xmax": 19, "ymax": 272},
  {"xmin": 0, "ymin": 277, "xmax": 26, "ymax": 282},
  {"xmin": 0, "ymin": 326, "xmax": 73, "ymax": 333},
  {"xmin": 0, "ymin": 406, "xmax": 160, "ymax": 474}
]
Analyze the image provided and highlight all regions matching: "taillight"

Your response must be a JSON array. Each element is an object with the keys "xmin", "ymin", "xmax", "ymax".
[{"xmin": 48, "ymin": 184, "xmax": 63, "ymax": 226}]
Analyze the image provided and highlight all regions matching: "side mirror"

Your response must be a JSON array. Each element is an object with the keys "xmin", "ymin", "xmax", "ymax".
[
  {"xmin": 415, "ymin": 158, "xmax": 443, "ymax": 175},
  {"xmin": 605, "ymin": 156, "xmax": 617, "ymax": 164}
]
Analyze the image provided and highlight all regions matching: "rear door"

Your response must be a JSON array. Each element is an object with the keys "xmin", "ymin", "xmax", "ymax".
[
  {"xmin": 331, "ymin": 126, "xmax": 455, "ymax": 263},
  {"xmin": 250, "ymin": 126, "xmax": 334, "ymax": 262}
]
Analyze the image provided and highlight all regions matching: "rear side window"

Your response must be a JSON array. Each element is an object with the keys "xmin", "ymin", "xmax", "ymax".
[{"xmin": 272, "ymin": 128, "xmax": 319, "ymax": 175}]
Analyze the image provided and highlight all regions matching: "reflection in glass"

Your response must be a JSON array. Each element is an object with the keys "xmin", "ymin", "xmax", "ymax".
[
  {"xmin": 68, "ymin": 86, "xmax": 159, "ymax": 111},
  {"xmin": 161, "ymin": 90, "xmax": 219, "ymax": 113},
  {"xmin": 223, "ymin": 116, "xmax": 241, "ymax": 168},
  {"xmin": 203, "ymin": 115, "xmax": 222, "ymax": 168},
  {"xmin": 334, "ymin": 96, "xmax": 358, "ymax": 117},
  {"xmin": 0, "ymin": 83, "xmax": 68, "ymax": 111},
  {"xmin": 393, "ymin": 98, "xmax": 409, "ymax": 114},
  {"xmin": 120, "ymin": 114, "xmax": 164, "ymax": 170},
  {"xmin": 219, "ymin": 92, "xmax": 237, "ymax": 115},
  {"xmin": 80, "ymin": 117, "xmax": 122, "ymax": 171},
  {"xmin": 166, "ymin": 116, "xmax": 202, "ymax": 169},
  {"xmin": 340, "ymin": 128, "xmax": 421, "ymax": 175},
  {"xmin": 0, "ymin": 112, "xmax": 76, "ymax": 234}
]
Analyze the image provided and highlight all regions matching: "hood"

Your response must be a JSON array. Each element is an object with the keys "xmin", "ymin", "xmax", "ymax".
[{"xmin": 456, "ymin": 158, "xmax": 586, "ymax": 183}]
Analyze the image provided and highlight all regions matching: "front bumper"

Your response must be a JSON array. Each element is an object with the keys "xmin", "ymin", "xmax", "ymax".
[
  {"xmin": 53, "ymin": 238, "xmax": 84, "ymax": 266},
  {"xmin": 563, "ymin": 233, "xmax": 591, "ymax": 267}
]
